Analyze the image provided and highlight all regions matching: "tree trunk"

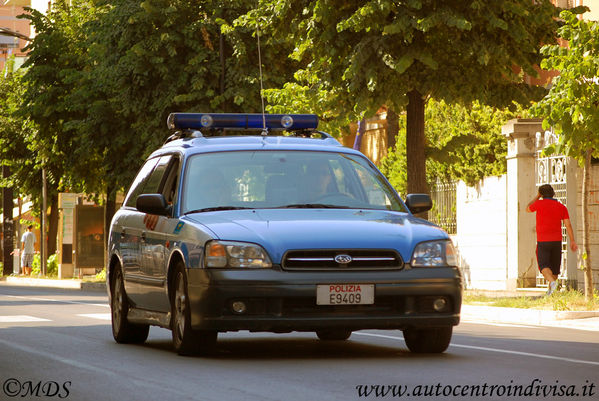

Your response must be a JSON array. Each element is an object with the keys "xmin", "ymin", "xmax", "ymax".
[
  {"xmin": 386, "ymin": 108, "xmax": 399, "ymax": 152},
  {"xmin": 47, "ymin": 193, "xmax": 59, "ymax": 257},
  {"xmin": 406, "ymin": 90, "xmax": 428, "ymax": 195},
  {"xmin": 582, "ymin": 149, "xmax": 594, "ymax": 301},
  {"xmin": 2, "ymin": 165, "xmax": 14, "ymax": 276}
]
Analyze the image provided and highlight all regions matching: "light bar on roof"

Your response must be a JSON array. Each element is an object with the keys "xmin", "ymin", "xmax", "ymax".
[{"xmin": 167, "ymin": 113, "xmax": 318, "ymax": 131}]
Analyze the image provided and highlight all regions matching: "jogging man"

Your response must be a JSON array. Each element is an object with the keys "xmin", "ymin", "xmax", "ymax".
[{"xmin": 526, "ymin": 184, "xmax": 578, "ymax": 295}]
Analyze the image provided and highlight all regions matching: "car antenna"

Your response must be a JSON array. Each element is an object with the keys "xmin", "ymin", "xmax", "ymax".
[{"xmin": 257, "ymin": 22, "xmax": 268, "ymax": 136}]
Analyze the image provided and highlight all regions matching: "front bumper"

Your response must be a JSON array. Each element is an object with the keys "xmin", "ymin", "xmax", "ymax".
[{"xmin": 186, "ymin": 266, "xmax": 462, "ymax": 332}]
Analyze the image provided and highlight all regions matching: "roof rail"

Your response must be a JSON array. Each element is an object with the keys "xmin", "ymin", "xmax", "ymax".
[{"xmin": 164, "ymin": 130, "xmax": 203, "ymax": 144}]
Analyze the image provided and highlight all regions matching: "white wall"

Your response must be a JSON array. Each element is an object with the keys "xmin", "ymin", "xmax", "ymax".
[{"xmin": 453, "ymin": 175, "xmax": 508, "ymax": 290}]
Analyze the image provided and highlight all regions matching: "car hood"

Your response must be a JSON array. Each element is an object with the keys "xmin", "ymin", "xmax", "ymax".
[{"xmin": 184, "ymin": 209, "xmax": 447, "ymax": 264}]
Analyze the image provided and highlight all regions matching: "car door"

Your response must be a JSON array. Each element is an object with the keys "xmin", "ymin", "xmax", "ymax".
[
  {"xmin": 138, "ymin": 155, "xmax": 181, "ymax": 312},
  {"xmin": 119, "ymin": 157, "xmax": 161, "ymax": 304}
]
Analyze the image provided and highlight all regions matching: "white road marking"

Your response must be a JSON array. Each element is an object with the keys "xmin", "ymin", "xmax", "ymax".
[
  {"xmin": 4, "ymin": 294, "xmax": 109, "ymax": 308},
  {"xmin": 354, "ymin": 332, "xmax": 599, "ymax": 367},
  {"xmin": 77, "ymin": 313, "xmax": 111, "ymax": 321},
  {"xmin": 0, "ymin": 315, "xmax": 51, "ymax": 323}
]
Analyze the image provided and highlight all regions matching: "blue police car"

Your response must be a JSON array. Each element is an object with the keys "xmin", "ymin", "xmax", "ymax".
[{"xmin": 107, "ymin": 113, "xmax": 462, "ymax": 355}]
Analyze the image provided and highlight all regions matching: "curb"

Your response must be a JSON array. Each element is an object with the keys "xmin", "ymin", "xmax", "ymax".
[
  {"xmin": 462, "ymin": 304, "xmax": 599, "ymax": 324},
  {"xmin": 0, "ymin": 276, "xmax": 106, "ymax": 292}
]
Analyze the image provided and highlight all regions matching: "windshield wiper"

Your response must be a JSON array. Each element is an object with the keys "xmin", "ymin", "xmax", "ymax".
[
  {"xmin": 279, "ymin": 203, "xmax": 351, "ymax": 209},
  {"xmin": 184, "ymin": 206, "xmax": 252, "ymax": 214}
]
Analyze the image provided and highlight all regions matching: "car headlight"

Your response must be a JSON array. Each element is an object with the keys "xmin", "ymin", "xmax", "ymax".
[
  {"xmin": 205, "ymin": 240, "xmax": 272, "ymax": 268},
  {"xmin": 411, "ymin": 240, "xmax": 457, "ymax": 267}
]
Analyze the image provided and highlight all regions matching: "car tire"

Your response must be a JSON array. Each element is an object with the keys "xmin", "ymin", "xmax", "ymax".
[
  {"xmin": 403, "ymin": 326, "xmax": 453, "ymax": 353},
  {"xmin": 111, "ymin": 266, "xmax": 149, "ymax": 344},
  {"xmin": 316, "ymin": 329, "xmax": 352, "ymax": 341},
  {"xmin": 171, "ymin": 263, "xmax": 217, "ymax": 356}
]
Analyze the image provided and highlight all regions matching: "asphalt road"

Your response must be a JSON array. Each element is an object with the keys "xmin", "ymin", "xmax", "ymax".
[{"xmin": 1, "ymin": 285, "xmax": 598, "ymax": 401}]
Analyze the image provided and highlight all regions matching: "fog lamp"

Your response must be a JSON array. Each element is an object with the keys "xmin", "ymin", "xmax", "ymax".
[
  {"xmin": 433, "ymin": 298, "xmax": 448, "ymax": 312},
  {"xmin": 231, "ymin": 301, "xmax": 247, "ymax": 314}
]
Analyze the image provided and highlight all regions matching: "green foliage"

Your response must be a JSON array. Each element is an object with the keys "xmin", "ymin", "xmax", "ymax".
[
  {"xmin": 530, "ymin": 9, "xmax": 599, "ymax": 162},
  {"xmin": 0, "ymin": 70, "xmax": 37, "ymax": 198},
  {"xmin": 379, "ymin": 100, "xmax": 526, "ymax": 195},
  {"xmin": 47, "ymin": 253, "xmax": 58, "ymax": 277},
  {"xmin": 30, "ymin": 253, "xmax": 58, "ymax": 277},
  {"xmin": 95, "ymin": 268, "xmax": 106, "ymax": 281},
  {"xmin": 31, "ymin": 254, "xmax": 40, "ymax": 275},
  {"xmin": 243, "ymin": 0, "xmax": 560, "ymax": 123}
]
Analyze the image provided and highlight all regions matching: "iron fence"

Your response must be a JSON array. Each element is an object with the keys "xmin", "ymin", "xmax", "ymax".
[{"xmin": 429, "ymin": 179, "xmax": 457, "ymax": 235}]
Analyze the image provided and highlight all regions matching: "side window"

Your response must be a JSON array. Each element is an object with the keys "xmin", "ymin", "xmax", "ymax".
[
  {"xmin": 124, "ymin": 158, "xmax": 160, "ymax": 208},
  {"xmin": 161, "ymin": 157, "xmax": 180, "ymax": 206},
  {"xmin": 355, "ymin": 166, "xmax": 394, "ymax": 208},
  {"xmin": 142, "ymin": 155, "xmax": 173, "ymax": 194}
]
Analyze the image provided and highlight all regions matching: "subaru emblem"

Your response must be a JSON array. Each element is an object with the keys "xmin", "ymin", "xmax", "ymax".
[{"xmin": 335, "ymin": 254, "xmax": 352, "ymax": 264}]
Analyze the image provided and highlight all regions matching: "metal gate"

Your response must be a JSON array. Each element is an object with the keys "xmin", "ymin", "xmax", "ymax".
[{"xmin": 535, "ymin": 130, "xmax": 569, "ymax": 287}]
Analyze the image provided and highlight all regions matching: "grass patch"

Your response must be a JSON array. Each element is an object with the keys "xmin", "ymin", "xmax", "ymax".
[{"xmin": 464, "ymin": 289, "xmax": 599, "ymax": 311}]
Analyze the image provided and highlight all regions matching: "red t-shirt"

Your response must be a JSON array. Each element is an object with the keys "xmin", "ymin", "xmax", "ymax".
[{"xmin": 529, "ymin": 198, "xmax": 569, "ymax": 242}]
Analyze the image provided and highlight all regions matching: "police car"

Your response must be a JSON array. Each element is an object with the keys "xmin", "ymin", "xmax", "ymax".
[{"xmin": 107, "ymin": 113, "xmax": 462, "ymax": 355}]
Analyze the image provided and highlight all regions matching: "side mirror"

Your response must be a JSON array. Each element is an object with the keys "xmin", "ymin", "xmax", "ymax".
[
  {"xmin": 136, "ymin": 194, "xmax": 169, "ymax": 216},
  {"xmin": 405, "ymin": 193, "xmax": 432, "ymax": 214}
]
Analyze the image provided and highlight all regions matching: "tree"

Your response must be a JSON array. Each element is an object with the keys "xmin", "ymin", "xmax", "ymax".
[
  {"xmin": 242, "ymin": 0, "xmax": 562, "ymax": 194},
  {"xmin": 17, "ymin": 1, "xmax": 98, "ymax": 259},
  {"xmin": 531, "ymin": 9, "xmax": 598, "ymax": 300},
  {"xmin": 0, "ymin": 65, "xmax": 36, "ymax": 275}
]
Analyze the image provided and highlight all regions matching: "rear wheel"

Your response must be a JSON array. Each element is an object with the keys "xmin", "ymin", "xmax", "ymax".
[
  {"xmin": 316, "ymin": 329, "xmax": 352, "ymax": 341},
  {"xmin": 111, "ymin": 266, "xmax": 149, "ymax": 344},
  {"xmin": 403, "ymin": 326, "xmax": 453, "ymax": 353},
  {"xmin": 171, "ymin": 263, "xmax": 217, "ymax": 356}
]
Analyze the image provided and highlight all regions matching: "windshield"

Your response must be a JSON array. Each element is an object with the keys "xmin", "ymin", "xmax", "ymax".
[{"xmin": 181, "ymin": 151, "xmax": 406, "ymax": 213}]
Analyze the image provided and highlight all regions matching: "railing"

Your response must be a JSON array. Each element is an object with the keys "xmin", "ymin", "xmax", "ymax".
[{"xmin": 429, "ymin": 179, "xmax": 457, "ymax": 235}]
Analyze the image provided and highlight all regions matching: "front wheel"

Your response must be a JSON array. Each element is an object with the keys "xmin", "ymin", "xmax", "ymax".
[
  {"xmin": 403, "ymin": 326, "xmax": 453, "ymax": 353},
  {"xmin": 111, "ymin": 267, "xmax": 149, "ymax": 344},
  {"xmin": 171, "ymin": 263, "xmax": 217, "ymax": 356}
]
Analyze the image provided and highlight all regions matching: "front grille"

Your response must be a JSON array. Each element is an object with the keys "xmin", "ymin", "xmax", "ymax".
[{"xmin": 282, "ymin": 249, "xmax": 403, "ymax": 271}]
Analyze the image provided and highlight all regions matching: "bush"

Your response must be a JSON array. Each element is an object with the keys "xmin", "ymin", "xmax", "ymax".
[
  {"xmin": 31, "ymin": 254, "xmax": 41, "ymax": 275},
  {"xmin": 47, "ymin": 254, "xmax": 58, "ymax": 277},
  {"xmin": 30, "ymin": 253, "xmax": 58, "ymax": 277},
  {"xmin": 95, "ymin": 268, "xmax": 106, "ymax": 281}
]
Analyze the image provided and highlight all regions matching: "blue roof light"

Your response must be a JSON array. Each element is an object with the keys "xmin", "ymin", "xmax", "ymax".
[{"xmin": 167, "ymin": 113, "xmax": 318, "ymax": 131}]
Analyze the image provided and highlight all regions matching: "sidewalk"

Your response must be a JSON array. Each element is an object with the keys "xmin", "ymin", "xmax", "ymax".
[
  {"xmin": 462, "ymin": 304, "xmax": 599, "ymax": 331},
  {"xmin": 1, "ymin": 276, "xmax": 598, "ymax": 331},
  {"xmin": 0, "ymin": 275, "xmax": 106, "ymax": 292}
]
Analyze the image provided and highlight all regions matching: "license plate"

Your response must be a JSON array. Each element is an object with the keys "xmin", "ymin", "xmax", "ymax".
[{"xmin": 316, "ymin": 284, "xmax": 374, "ymax": 305}]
